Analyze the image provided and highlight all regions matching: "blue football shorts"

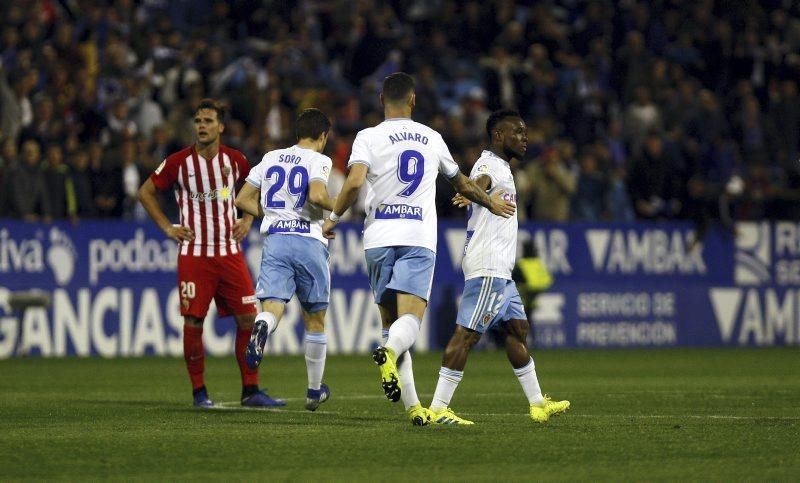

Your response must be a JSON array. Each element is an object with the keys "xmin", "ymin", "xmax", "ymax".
[
  {"xmin": 364, "ymin": 246, "xmax": 436, "ymax": 304},
  {"xmin": 456, "ymin": 276, "xmax": 527, "ymax": 333},
  {"xmin": 256, "ymin": 234, "xmax": 330, "ymax": 313}
]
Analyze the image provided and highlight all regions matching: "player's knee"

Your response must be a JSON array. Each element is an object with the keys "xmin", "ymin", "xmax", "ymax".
[
  {"xmin": 452, "ymin": 327, "xmax": 481, "ymax": 350},
  {"xmin": 506, "ymin": 318, "xmax": 529, "ymax": 341}
]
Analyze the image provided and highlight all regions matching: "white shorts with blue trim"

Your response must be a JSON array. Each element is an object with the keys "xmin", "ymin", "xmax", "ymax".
[{"xmin": 456, "ymin": 277, "xmax": 527, "ymax": 333}]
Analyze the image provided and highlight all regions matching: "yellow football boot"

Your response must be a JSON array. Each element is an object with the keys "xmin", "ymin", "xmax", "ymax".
[
  {"xmin": 407, "ymin": 404, "xmax": 431, "ymax": 426},
  {"xmin": 372, "ymin": 346, "xmax": 401, "ymax": 402},
  {"xmin": 429, "ymin": 407, "xmax": 475, "ymax": 425}
]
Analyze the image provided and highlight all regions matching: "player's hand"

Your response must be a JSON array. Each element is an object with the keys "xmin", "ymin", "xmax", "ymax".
[
  {"xmin": 165, "ymin": 224, "xmax": 195, "ymax": 242},
  {"xmin": 452, "ymin": 193, "xmax": 472, "ymax": 208},
  {"xmin": 232, "ymin": 217, "xmax": 252, "ymax": 241},
  {"xmin": 322, "ymin": 219, "xmax": 337, "ymax": 239},
  {"xmin": 488, "ymin": 190, "xmax": 516, "ymax": 218}
]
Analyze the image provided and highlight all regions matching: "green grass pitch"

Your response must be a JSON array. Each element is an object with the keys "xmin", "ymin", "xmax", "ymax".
[{"xmin": 1, "ymin": 348, "xmax": 798, "ymax": 481}]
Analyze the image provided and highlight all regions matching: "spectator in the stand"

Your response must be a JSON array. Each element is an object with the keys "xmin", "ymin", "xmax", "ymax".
[
  {"xmin": 571, "ymin": 151, "xmax": 608, "ymax": 221},
  {"xmin": 19, "ymin": 96, "xmax": 63, "ymax": 148},
  {"xmin": 616, "ymin": 31, "xmax": 652, "ymax": 103},
  {"xmin": 519, "ymin": 43, "xmax": 557, "ymax": 119},
  {"xmin": 0, "ymin": 137, "xmax": 18, "ymax": 216},
  {"xmin": 7, "ymin": 139, "xmax": 51, "ymax": 222},
  {"xmin": 769, "ymin": 79, "xmax": 800, "ymax": 169},
  {"xmin": 43, "ymin": 144, "xmax": 74, "ymax": 220},
  {"xmin": 0, "ymin": 137, "xmax": 16, "ymax": 168},
  {"xmin": 88, "ymin": 142, "xmax": 123, "ymax": 218},
  {"xmin": 526, "ymin": 147, "xmax": 576, "ymax": 222},
  {"xmin": 684, "ymin": 89, "xmax": 729, "ymax": 153},
  {"xmin": 68, "ymin": 149, "xmax": 95, "ymax": 220},
  {"xmin": 607, "ymin": 165, "xmax": 635, "ymax": 222},
  {"xmin": 628, "ymin": 132, "xmax": 681, "ymax": 220},
  {"xmin": 119, "ymin": 140, "xmax": 145, "ymax": 221},
  {"xmin": 101, "ymin": 98, "xmax": 139, "ymax": 148},
  {"xmin": 736, "ymin": 95, "xmax": 777, "ymax": 162},
  {"xmin": 623, "ymin": 85, "xmax": 662, "ymax": 156},
  {"xmin": 482, "ymin": 46, "xmax": 523, "ymax": 112},
  {"xmin": 148, "ymin": 124, "xmax": 179, "ymax": 166},
  {"xmin": 0, "ymin": 68, "xmax": 35, "ymax": 142}
]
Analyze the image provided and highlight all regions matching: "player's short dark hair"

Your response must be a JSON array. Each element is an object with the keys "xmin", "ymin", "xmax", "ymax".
[
  {"xmin": 486, "ymin": 109, "xmax": 522, "ymax": 140},
  {"xmin": 382, "ymin": 72, "xmax": 415, "ymax": 103},
  {"xmin": 295, "ymin": 108, "xmax": 331, "ymax": 140},
  {"xmin": 194, "ymin": 98, "xmax": 225, "ymax": 122}
]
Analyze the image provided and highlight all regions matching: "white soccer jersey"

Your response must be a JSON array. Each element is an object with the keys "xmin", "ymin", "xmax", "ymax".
[
  {"xmin": 246, "ymin": 145, "xmax": 333, "ymax": 245},
  {"xmin": 348, "ymin": 118, "xmax": 460, "ymax": 252},
  {"xmin": 462, "ymin": 150, "xmax": 518, "ymax": 280}
]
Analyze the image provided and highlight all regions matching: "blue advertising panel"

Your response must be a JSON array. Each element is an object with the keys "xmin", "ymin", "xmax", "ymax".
[{"xmin": 1, "ymin": 220, "xmax": 798, "ymax": 358}]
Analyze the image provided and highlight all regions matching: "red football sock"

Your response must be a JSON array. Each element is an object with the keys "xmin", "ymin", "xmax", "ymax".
[
  {"xmin": 236, "ymin": 326, "xmax": 259, "ymax": 387},
  {"xmin": 183, "ymin": 325, "xmax": 205, "ymax": 390}
]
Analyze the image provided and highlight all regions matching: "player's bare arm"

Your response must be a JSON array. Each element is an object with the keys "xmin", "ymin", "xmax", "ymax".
[
  {"xmin": 322, "ymin": 163, "xmax": 367, "ymax": 239},
  {"xmin": 234, "ymin": 182, "xmax": 263, "ymax": 218},
  {"xmin": 231, "ymin": 213, "xmax": 253, "ymax": 242},
  {"xmin": 452, "ymin": 175, "xmax": 491, "ymax": 207},
  {"xmin": 448, "ymin": 171, "xmax": 515, "ymax": 218},
  {"xmin": 308, "ymin": 180, "xmax": 336, "ymax": 211},
  {"xmin": 138, "ymin": 178, "xmax": 195, "ymax": 242}
]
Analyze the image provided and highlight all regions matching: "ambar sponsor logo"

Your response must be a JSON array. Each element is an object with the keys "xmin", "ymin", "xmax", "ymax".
[
  {"xmin": 709, "ymin": 287, "xmax": 800, "ymax": 345},
  {"xmin": 585, "ymin": 229, "xmax": 705, "ymax": 275}
]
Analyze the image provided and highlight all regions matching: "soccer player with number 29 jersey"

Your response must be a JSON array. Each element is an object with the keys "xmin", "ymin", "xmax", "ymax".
[
  {"xmin": 427, "ymin": 110, "xmax": 570, "ymax": 425},
  {"xmin": 235, "ymin": 108, "xmax": 336, "ymax": 412},
  {"xmin": 138, "ymin": 99, "xmax": 284, "ymax": 409},
  {"xmin": 322, "ymin": 73, "xmax": 516, "ymax": 425}
]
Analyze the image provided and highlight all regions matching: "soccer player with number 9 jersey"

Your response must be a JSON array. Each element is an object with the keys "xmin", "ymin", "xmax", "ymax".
[{"xmin": 322, "ymin": 72, "xmax": 516, "ymax": 425}]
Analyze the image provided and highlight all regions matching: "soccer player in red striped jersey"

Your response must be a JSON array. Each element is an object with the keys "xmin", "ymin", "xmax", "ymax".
[{"xmin": 138, "ymin": 98, "xmax": 284, "ymax": 408}]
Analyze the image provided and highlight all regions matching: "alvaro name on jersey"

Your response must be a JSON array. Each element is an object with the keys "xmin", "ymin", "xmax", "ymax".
[
  {"xmin": 348, "ymin": 118, "xmax": 460, "ymax": 252},
  {"xmin": 246, "ymin": 145, "xmax": 333, "ymax": 245},
  {"xmin": 462, "ymin": 150, "xmax": 518, "ymax": 281}
]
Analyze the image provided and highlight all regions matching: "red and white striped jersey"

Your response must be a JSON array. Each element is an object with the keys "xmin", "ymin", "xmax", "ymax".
[{"xmin": 150, "ymin": 144, "xmax": 251, "ymax": 257}]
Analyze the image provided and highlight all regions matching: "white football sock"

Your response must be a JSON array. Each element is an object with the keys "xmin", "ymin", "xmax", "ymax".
[
  {"xmin": 304, "ymin": 331, "xmax": 327, "ymax": 390},
  {"xmin": 514, "ymin": 357, "xmax": 544, "ymax": 405},
  {"xmin": 397, "ymin": 351, "xmax": 420, "ymax": 410},
  {"xmin": 385, "ymin": 314, "xmax": 420, "ymax": 356},
  {"xmin": 256, "ymin": 311, "xmax": 279, "ymax": 335},
  {"xmin": 383, "ymin": 327, "xmax": 420, "ymax": 409},
  {"xmin": 430, "ymin": 367, "xmax": 464, "ymax": 412}
]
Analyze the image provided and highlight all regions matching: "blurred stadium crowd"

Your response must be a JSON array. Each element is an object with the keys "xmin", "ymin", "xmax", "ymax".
[{"xmin": 1, "ymin": 0, "xmax": 799, "ymax": 229}]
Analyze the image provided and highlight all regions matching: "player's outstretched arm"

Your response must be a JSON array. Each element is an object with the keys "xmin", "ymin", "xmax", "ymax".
[
  {"xmin": 452, "ymin": 175, "xmax": 492, "ymax": 207},
  {"xmin": 138, "ymin": 178, "xmax": 195, "ymax": 242},
  {"xmin": 322, "ymin": 163, "xmax": 367, "ymax": 239},
  {"xmin": 234, "ymin": 182, "xmax": 263, "ymax": 218},
  {"xmin": 447, "ymin": 172, "xmax": 515, "ymax": 218},
  {"xmin": 308, "ymin": 180, "xmax": 336, "ymax": 211}
]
